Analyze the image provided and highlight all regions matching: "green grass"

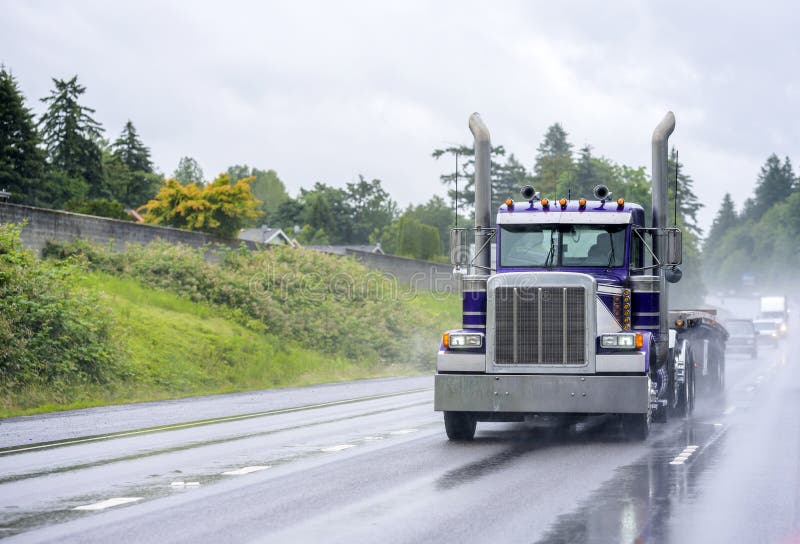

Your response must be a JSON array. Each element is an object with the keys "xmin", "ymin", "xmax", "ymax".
[{"xmin": 2, "ymin": 273, "xmax": 454, "ymax": 417}]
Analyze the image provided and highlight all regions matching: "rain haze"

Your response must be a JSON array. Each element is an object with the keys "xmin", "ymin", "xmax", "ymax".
[{"xmin": 2, "ymin": 0, "xmax": 799, "ymax": 232}]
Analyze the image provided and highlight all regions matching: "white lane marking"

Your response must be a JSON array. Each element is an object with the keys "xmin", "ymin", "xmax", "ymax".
[
  {"xmin": 670, "ymin": 445, "xmax": 700, "ymax": 466},
  {"xmin": 1, "ymin": 387, "xmax": 432, "ymax": 456},
  {"xmin": 723, "ymin": 406, "xmax": 737, "ymax": 415},
  {"xmin": 74, "ymin": 497, "xmax": 142, "ymax": 511},
  {"xmin": 713, "ymin": 423, "xmax": 723, "ymax": 427},
  {"xmin": 389, "ymin": 429, "xmax": 418, "ymax": 435},
  {"xmin": 746, "ymin": 386, "xmax": 755, "ymax": 393},
  {"xmin": 170, "ymin": 481, "xmax": 200, "ymax": 487},
  {"xmin": 222, "ymin": 465, "xmax": 270, "ymax": 475},
  {"xmin": 321, "ymin": 444, "xmax": 356, "ymax": 452},
  {"xmin": 362, "ymin": 436, "xmax": 384, "ymax": 441}
]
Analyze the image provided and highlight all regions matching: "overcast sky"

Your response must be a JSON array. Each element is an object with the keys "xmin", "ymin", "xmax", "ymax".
[{"xmin": 2, "ymin": 1, "xmax": 799, "ymax": 233}]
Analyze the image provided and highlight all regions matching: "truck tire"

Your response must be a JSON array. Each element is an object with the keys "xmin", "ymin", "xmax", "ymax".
[
  {"xmin": 673, "ymin": 359, "xmax": 694, "ymax": 418},
  {"xmin": 444, "ymin": 411, "xmax": 476, "ymax": 441},
  {"xmin": 622, "ymin": 412, "xmax": 650, "ymax": 441}
]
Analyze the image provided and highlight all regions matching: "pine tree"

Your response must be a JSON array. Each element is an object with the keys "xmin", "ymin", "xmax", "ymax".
[
  {"xmin": 0, "ymin": 67, "xmax": 46, "ymax": 204},
  {"xmin": 705, "ymin": 193, "xmax": 737, "ymax": 251},
  {"xmin": 111, "ymin": 120, "xmax": 153, "ymax": 173},
  {"xmin": 39, "ymin": 76, "xmax": 105, "ymax": 198},
  {"xmin": 432, "ymin": 144, "xmax": 506, "ymax": 213},
  {"xmin": 745, "ymin": 154, "xmax": 795, "ymax": 221},
  {"xmin": 493, "ymin": 153, "xmax": 534, "ymax": 210},
  {"xmin": 667, "ymin": 148, "xmax": 703, "ymax": 236},
  {"xmin": 533, "ymin": 123, "xmax": 574, "ymax": 197}
]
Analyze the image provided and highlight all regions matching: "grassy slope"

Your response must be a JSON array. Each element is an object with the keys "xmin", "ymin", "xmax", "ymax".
[{"xmin": 1, "ymin": 273, "xmax": 460, "ymax": 417}]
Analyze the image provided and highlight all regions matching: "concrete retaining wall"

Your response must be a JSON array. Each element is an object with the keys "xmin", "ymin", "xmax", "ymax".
[
  {"xmin": 0, "ymin": 202, "xmax": 256, "ymax": 255},
  {"xmin": 345, "ymin": 250, "xmax": 457, "ymax": 294},
  {"xmin": 0, "ymin": 202, "xmax": 458, "ymax": 292}
]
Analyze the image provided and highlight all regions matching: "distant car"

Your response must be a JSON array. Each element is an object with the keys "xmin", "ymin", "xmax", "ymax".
[
  {"xmin": 725, "ymin": 319, "xmax": 758, "ymax": 359},
  {"xmin": 754, "ymin": 319, "xmax": 780, "ymax": 347}
]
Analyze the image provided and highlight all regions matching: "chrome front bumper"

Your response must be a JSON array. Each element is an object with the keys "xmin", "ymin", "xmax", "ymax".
[{"xmin": 434, "ymin": 373, "xmax": 650, "ymax": 414}]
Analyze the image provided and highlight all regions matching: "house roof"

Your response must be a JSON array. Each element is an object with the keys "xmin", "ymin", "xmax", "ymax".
[{"xmin": 238, "ymin": 226, "xmax": 295, "ymax": 247}]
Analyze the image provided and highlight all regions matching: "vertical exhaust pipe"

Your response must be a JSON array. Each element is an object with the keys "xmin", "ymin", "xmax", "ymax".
[
  {"xmin": 651, "ymin": 111, "xmax": 675, "ymax": 358},
  {"xmin": 469, "ymin": 113, "xmax": 491, "ymax": 274}
]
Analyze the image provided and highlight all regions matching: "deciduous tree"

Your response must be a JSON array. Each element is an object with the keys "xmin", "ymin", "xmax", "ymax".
[
  {"xmin": 139, "ymin": 174, "xmax": 262, "ymax": 239},
  {"xmin": 173, "ymin": 156, "xmax": 204, "ymax": 186}
]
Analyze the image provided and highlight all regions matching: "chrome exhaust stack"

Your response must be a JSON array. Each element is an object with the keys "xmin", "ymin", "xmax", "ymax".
[
  {"xmin": 651, "ymin": 111, "xmax": 676, "ymax": 358},
  {"xmin": 469, "ymin": 113, "xmax": 492, "ymax": 275}
]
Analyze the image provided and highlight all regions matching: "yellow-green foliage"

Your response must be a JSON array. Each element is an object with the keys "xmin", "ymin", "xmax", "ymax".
[{"xmin": 138, "ymin": 174, "xmax": 262, "ymax": 238}]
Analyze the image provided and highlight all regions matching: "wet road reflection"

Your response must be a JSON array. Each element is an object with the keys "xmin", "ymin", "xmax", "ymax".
[{"xmin": 534, "ymin": 420, "xmax": 724, "ymax": 543}]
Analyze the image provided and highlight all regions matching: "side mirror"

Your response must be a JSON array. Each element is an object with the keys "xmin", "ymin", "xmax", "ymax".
[
  {"xmin": 450, "ymin": 228, "xmax": 468, "ymax": 267},
  {"xmin": 665, "ymin": 229, "xmax": 682, "ymax": 266},
  {"xmin": 665, "ymin": 266, "xmax": 683, "ymax": 283}
]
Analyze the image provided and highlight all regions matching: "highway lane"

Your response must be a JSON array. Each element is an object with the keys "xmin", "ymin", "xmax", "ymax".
[{"xmin": 1, "ymin": 343, "xmax": 798, "ymax": 543}]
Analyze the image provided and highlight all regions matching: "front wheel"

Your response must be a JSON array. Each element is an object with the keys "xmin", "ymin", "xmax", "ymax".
[
  {"xmin": 444, "ymin": 411, "xmax": 476, "ymax": 441},
  {"xmin": 622, "ymin": 412, "xmax": 650, "ymax": 441}
]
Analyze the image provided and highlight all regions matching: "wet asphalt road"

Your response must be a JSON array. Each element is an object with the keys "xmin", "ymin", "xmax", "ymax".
[{"xmin": 2, "ymin": 338, "xmax": 799, "ymax": 542}]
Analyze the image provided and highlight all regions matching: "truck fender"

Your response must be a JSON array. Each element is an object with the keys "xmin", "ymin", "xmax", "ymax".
[{"xmin": 668, "ymin": 329, "xmax": 677, "ymax": 350}]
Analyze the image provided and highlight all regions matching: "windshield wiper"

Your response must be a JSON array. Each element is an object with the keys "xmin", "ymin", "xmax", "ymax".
[
  {"xmin": 606, "ymin": 232, "xmax": 616, "ymax": 269},
  {"xmin": 545, "ymin": 230, "xmax": 556, "ymax": 267}
]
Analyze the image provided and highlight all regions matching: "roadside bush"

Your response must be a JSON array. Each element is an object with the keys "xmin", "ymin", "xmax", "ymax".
[
  {"xmin": 44, "ymin": 240, "xmax": 420, "ymax": 364},
  {"xmin": 0, "ymin": 224, "xmax": 125, "ymax": 391}
]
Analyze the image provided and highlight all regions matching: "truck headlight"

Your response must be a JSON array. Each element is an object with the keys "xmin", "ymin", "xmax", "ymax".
[
  {"xmin": 600, "ymin": 333, "xmax": 642, "ymax": 349},
  {"xmin": 443, "ymin": 332, "xmax": 483, "ymax": 349},
  {"xmin": 780, "ymin": 323, "xmax": 787, "ymax": 332}
]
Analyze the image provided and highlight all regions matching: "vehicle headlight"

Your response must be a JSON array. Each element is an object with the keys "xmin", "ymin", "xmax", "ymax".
[
  {"xmin": 600, "ymin": 332, "xmax": 642, "ymax": 349},
  {"xmin": 443, "ymin": 332, "xmax": 483, "ymax": 349},
  {"xmin": 780, "ymin": 323, "xmax": 787, "ymax": 332}
]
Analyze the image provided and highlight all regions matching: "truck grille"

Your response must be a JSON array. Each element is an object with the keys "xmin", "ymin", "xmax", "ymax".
[{"xmin": 494, "ymin": 286, "xmax": 586, "ymax": 364}]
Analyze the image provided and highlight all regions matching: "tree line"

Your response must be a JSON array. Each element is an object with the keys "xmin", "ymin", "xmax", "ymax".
[
  {"xmin": 2, "ymin": 66, "xmax": 713, "ymax": 289},
  {"xmin": 703, "ymin": 154, "xmax": 799, "ymax": 291}
]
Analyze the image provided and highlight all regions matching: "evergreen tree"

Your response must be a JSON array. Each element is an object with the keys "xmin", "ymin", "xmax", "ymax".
[
  {"xmin": 173, "ymin": 156, "xmax": 204, "ymax": 185},
  {"xmin": 704, "ymin": 193, "xmax": 737, "ymax": 251},
  {"xmin": 111, "ymin": 120, "xmax": 153, "ymax": 173},
  {"xmin": 744, "ymin": 154, "xmax": 795, "ymax": 221},
  {"xmin": 533, "ymin": 123, "xmax": 574, "ymax": 196},
  {"xmin": 432, "ymin": 144, "xmax": 506, "ymax": 213},
  {"xmin": 0, "ymin": 67, "xmax": 46, "ymax": 204},
  {"xmin": 39, "ymin": 76, "xmax": 105, "ymax": 198},
  {"xmin": 667, "ymin": 148, "xmax": 703, "ymax": 236},
  {"xmin": 493, "ymin": 154, "xmax": 534, "ymax": 211},
  {"xmin": 564, "ymin": 145, "xmax": 616, "ymax": 199}
]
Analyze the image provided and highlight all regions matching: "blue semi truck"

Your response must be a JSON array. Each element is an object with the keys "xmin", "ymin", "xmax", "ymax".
[{"xmin": 434, "ymin": 112, "xmax": 728, "ymax": 440}]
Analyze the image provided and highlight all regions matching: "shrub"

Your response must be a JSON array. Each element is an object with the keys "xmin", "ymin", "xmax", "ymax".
[{"xmin": 0, "ymin": 223, "xmax": 124, "ymax": 391}]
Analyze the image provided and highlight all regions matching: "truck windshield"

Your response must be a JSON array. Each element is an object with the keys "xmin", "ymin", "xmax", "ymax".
[{"xmin": 500, "ymin": 224, "xmax": 627, "ymax": 268}]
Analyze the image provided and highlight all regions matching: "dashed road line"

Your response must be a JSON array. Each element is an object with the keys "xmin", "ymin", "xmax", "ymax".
[
  {"xmin": 74, "ymin": 497, "xmax": 142, "ymax": 511},
  {"xmin": 389, "ymin": 429, "xmax": 418, "ymax": 435},
  {"xmin": 321, "ymin": 444, "xmax": 356, "ymax": 453},
  {"xmin": 222, "ymin": 465, "xmax": 270, "ymax": 475},
  {"xmin": 669, "ymin": 445, "xmax": 699, "ymax": 466}
]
